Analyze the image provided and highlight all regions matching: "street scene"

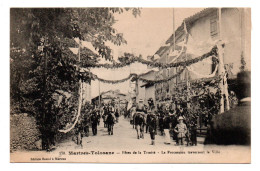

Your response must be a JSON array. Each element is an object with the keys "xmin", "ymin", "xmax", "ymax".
[{"xmin": 10, "ymin": 8, "xmax": 251, "ymax": 163}]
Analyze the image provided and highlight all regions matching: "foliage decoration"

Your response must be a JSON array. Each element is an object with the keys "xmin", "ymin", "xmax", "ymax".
[
  {"xmin": 82, "ymin": 46, "xmax": 218, "ymax": 69},
  {"xmin": 79, "ymin": 67, "xmax": 186, "ymax": 84}
]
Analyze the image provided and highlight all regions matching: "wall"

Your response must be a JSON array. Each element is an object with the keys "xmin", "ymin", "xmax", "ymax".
[
  {"xmin": 137, "ymin": 72, "xmax": 155, "ymax": 104},
  {"xmin": 222, "ymin": 8, "xmax": 242, "ymax": 76},
  {"xmin": 222, "ymin": 8, "xmax": 251, "ymax": 76},
  {"xmin": 187, "ymin": 10, "xmax": 215, "ymax": 78},
  {"xmin": 82, "ymin": 81, "xmax": 92, "ymax": 104},
  {"xmin": 136, "ymin": 80, "xmax": 146, "ymax": 103},
  {"xmin": 10, "ymin": 114, "xmax": 41, "ymax": 151},
  {"xmin": 145, "ymin": 85, "xmax": 155, "ymax": 105}
]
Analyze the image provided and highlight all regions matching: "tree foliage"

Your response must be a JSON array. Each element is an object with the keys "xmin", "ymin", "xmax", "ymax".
[{"xmin": 10, "ymin": 8, "xmax": 141, "ymax": 149}]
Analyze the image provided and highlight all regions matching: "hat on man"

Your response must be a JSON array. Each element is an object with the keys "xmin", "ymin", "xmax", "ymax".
[{"xmin": 178, "ymin": 116, "xmax": 184, "ymax": 121}]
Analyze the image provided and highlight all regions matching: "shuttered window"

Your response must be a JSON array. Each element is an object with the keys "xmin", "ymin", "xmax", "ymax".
[{"xmin": 210, "ymin": 16, "xmax": 218, "ymax": 38}]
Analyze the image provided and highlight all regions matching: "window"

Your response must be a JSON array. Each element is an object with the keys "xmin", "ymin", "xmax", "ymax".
[{"xmin": 210, "ymin": 16, "xmax": 218, "ymax": 38}]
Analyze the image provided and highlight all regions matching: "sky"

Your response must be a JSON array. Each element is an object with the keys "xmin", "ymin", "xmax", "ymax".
[{"xmin": 90, "ymin": 8, "xmax": 204, "ymax": 98}]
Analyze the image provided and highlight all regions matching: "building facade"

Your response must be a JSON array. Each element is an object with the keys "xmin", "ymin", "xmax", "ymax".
[{"xmin": 153, "ymin": 8, "xmax": 251, "ymax": 104}]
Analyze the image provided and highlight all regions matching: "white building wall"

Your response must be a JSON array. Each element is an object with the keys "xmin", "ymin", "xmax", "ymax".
[
  {"xmin": 187, "ymin": 8, "xmax": 251, "ymax": 77},
  {"xmin": 136, "ymin": 80, "xmax": 146, "ymax": 103},
  {"xmin": 82, "ymin": 81, "xmax": 91, "ymax": 104},
  {"xmin": 145, "ymin": 86, "xmax": 155, "ymax": 105},
  {"xmin": 188, "ymin": 13, "xmax": 215, "ymax": 78}
]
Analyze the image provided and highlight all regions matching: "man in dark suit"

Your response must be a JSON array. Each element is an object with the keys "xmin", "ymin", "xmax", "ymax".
[
  {"xmin": 205, "ymin": 71, "xmax": 251, "ymax": 145},
  {"xmin": 90, "ymin": 112, "xmax": 99, "ymax": 136}
]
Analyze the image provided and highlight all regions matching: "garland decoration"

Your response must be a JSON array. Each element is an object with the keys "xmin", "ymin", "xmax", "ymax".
[
  {"xmin": 58, "ymin": 80, "xmax": 83, "ymax": 133},
  {"xmin": 137, "ymin": 67, "xmax": 186, "ymax": 84},
  {"xmin": 82, "ymin": 46, "xmax": 218, "ymax": 69},
  {"xmin": 92, "ymin": 73, "xmax": 137, "ymax": 84},
  {"xmin": 80, "ymin": 67, "xmax": 186, "ymax": 84}
]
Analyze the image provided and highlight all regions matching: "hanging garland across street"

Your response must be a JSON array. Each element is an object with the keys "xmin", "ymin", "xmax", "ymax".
[
  {"xmin": 137, "ymin": 68, "xmax": 186, "ymax": 84},
  {"xmin": 79, "ymin": 67, "xmax": 186, "ymax": 84},
  {"xmin": 82, "ymin": 45, "xmax": 218, "ymax": 69},
  {"xmin": 92, "ymin": 73, "xmax": 137, "ymax": 84},
  {"xmin": 79, "ymin": 61, "xmax": 221, "ymax": 85}
]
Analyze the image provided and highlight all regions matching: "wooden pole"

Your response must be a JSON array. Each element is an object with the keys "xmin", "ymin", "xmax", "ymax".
[
  {"xmin": 217, "ymin": 8, "xmax": 225, "ymax": 114},
  {"xmin": 98, "ymin": 80, "xmax": 101, "ymax": 106},
  {"xmin": 217, "ymin": 8, "xmax": 230, "ymax": 113},
  {"xmin": 183, "ymin": 21, "xmax": 190, "ymax": 109},
  {"xmin": 168, "ymin": 8, "xmax": 175, "ymax": 101},
  {"xmin": 173, "ymin": 8, "xmax": 176, "ymax": 52},
  {"xmin": 218, "ymin": 8, "xmax": 224, "ymax": 114}
]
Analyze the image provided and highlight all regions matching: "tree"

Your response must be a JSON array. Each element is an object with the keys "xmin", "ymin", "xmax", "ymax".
[{"xmin": 10, "ymin": 8, "xmax": 141, "ymax": 150}]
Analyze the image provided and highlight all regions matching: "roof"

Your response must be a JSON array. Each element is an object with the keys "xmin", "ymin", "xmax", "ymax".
[
  {"xmin": 139, "ymin": 70, "xmax": 156, "ymax": 77},
  {"xmin": 166, "ymin": 8, "xmax": 217, "ymax": 44},
  {"xmin": 140, "ymin": 82, "xmax": 155, "ymax": 88},
  {"xmin": 155, "ymin": 46, "xmax": 170, "ymax": 56}
]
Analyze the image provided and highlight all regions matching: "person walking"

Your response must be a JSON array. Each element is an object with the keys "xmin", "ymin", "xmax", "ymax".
[
  {"xmin": 174, "ymin": 116, "xmax": 187, "ymax": 145},
  {"xmin": 190, "ymin": 118, "xmax": 198, "ymax": 146},
  {"xmin": 148, "ymin": 110, "xmax": 157, "ymax": 145},
  {"xmin": 146, "ymin": 111, "xmax": 151, "ymax": 133},
  {"xmin": 163, "ymin": 104, "xmax": 172, "ymax": 144},
  {"xmin": 158, "ymin": 112, "xmax": 164, "ymax": 136},
  {"xmin": 107, "ymin": 106, "xmax": 116, "ymax": 135},
  {"xmin": 82, "ymin": 113, "xmax": 90, "ymax": 137},
  {"xmin": 146, "ymin": 98, "xmax": 155, "ymax": 133},
  {"xmin": 90, "ymin": 112, "xmax": 99, "ymax": 136},
  {"xmin": 115, "ymin": 108, "xmax": 119, "ymax": 123}
]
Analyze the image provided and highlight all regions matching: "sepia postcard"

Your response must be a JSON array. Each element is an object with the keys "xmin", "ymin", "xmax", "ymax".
[{"xmin": 10, "ymin": 7, "xmax": 251, "ymax": 163}]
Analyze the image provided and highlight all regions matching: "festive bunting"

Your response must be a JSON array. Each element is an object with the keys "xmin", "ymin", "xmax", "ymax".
[{"xmin": 82, "ymin": 46, "xmax": 218, "ymax": 69}]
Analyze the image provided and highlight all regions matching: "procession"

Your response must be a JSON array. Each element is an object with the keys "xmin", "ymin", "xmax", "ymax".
[
  {"xmin": 71, "ymin": 97, "xmax": 199, "ymax": 148},
  {"xmin": 10, "ymin": 8, "xmax": 251, "ymax": 163}
]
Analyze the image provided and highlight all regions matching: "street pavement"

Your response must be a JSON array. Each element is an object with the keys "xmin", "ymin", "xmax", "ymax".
[
  {"xmin": 10, "ymin": 116, "xmax": 251, "ymax": 163},
  {"xmin": 57, "ymin": 116, "xmax": 205, "ymax": 151}
]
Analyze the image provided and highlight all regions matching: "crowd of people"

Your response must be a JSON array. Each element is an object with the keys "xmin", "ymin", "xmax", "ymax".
[
  {"xmin": 69, "ymin": 93, "xmax": 207, "ymax": 148},
  {"xmin": 72, "ymin": 97, "xmax": 200, "ymax": 147},
  {"xmin": 73, "ymin": 102, "xmax": 122, "ymax": 146},
  {"xmin": 129, "ymin": 98, "xmax": 198, "ymax": 146}
]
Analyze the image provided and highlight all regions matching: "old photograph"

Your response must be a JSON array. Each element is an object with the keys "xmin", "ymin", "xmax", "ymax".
[{"xmin": 10, "ymin": 8, "xmax": 251, "ymax": 163}]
